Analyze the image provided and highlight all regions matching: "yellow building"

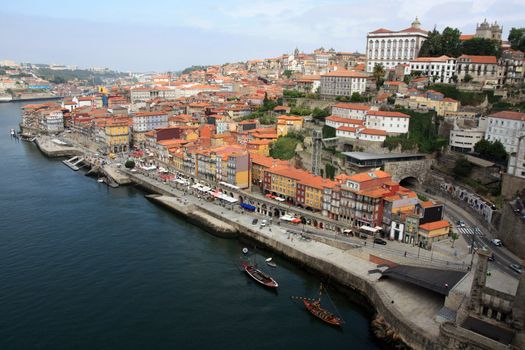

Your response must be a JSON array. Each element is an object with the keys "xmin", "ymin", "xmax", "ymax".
[
  {"xmin": 276, "ymin": 115, "xmax": 304, "ymax": 136},
  {"xmin": 406, "ymin": 95, "xmax": 459, "ymax": 116},
  {"xmin": 169, "ymin": 148, "xmax": 185, "ymax": 173},
  {"xmin": 249, "ymin": 154, "xmax": 289, "ymax": 189},
  {"xmin": 246, "ymin": 139, "xmax": 271, "ymax": 156},
  {"xmin": 417, "ymin": 220, "xmax": 450, "ymax": 248},
  {"xmin": 104, "ymin": 118, "xmax": 130, "ymax": 153}
]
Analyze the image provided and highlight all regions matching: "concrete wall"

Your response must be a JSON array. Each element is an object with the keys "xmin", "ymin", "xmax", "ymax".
[
  {"xmin": 496, "ymin": 203, "xmax": 525, "ymax": 260},
  {"xmin": 501, "ymin": 173, "xmax": 525, "ymax": 200}
]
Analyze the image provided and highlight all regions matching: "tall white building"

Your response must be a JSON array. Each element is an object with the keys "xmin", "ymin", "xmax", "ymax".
[
  {"xmin": 486, "ymin": 111, "xmax": 525, "ymax": 153},
  {"xmin": 486, "ymin": 110, "xmax": 525, "ymax": 179},
  {"xmin": 366, "ymin": 18, "xmax": 428, "ymax": 73}
]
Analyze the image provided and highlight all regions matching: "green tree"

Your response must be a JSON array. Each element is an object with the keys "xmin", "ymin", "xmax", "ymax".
[
  {"xmin": 508, "ymin": 28, "xmax": 525, "ymax": 51},
  {"xmin": 441, "ymin": 27, "xmax": 462, "ymax": 57},
  {"xmin": 322, "ymin": 125, "xmax": 336, "ymax": 138},
  {"xmin": 312, "ymin": 107, "xmax": 330, "ymax": 121},
  {"xmin": 418, "ymin": 29, "xmax": 442, "ymax": 57},
  {"xmin": 283, "ymin": 70, "xmax": 293, "ymax": 78},
  {"xmin": 350, "ymin": 92, "xmax": 366, "ymax": 102},
  {"xmin": 325, "ymin": 163, "xmax": 336, "ymax": 180},
  {"xmin": 450, "ymin": 230, "xmax": 459, "ymax": 248},
  {"xmin": 125, "ymin": 159, "xmax": 135, "ymax": 169},
  {"xmin": 372, "ymin": 64, "xmax": 385, "ymax": 89},
  {"xmin": 474, "ymin": 139, "xmax": 508, "ymax": 163},
  {"xmin": 463, "ymin": 73, "xmax": 473, "ymax": 83},
  {"xmin": 269, "ymin": 136, "xmax": 301, "ymax": 160},
  {"xmin": 453, "ymin": 158, "xmax": 473, "ymax": 178},
  {"xmin": 461, "ymin": 38, "xmax": 501, "ymax": 57}
]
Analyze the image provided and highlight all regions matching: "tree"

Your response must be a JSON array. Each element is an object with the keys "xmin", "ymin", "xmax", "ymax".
[
  {"xmin": 450, "ymin": 230, "xmax": 459, "ymax": 248},
  {"xmin": 508, "ymin": 28, "xmax": 525, "ymax": 51},
  {"xmin": 461, "ymin": 38, "xmax": 501, "ymax": 57},
  {"xmin": 283, "ymin": 70, "xmax": 293, "ymax": 78},
  {"xmin": 322, "ymin": 125, "xmax": 336, "ymax": 138},
  {"xmin": 474, "ymin": 139, "xmax": 508, "ymax": 163},
  {"xmin": 125, "ymin": 159, "xmax": 135, "ymax": 169},
  {"xmin": 453, "ymin": 158, "xmax": 473, "ymax": 178},
  {"xmin": 463, "ymin": 73, "xmax": 473, "ymax": 83},
  {"xmin": 441, "ymin": 27, "xmax": 462, "ymax": 57},
  {"xmin": 312, "ymin": 107, "xmax": 330, "ymax": 122},
  {"xmin": 418, "ymin": 29, "xmax": 442, "ymax": 57},
  {"xmin": 350, "ymin": 92, "xmax": 366, "ymax": 102},
  {"xmin": 373, "ymin": 64, "xmax": 385, "ymax": 89},
  {"xmin": 325, "ymin": 163, "xmax": 336, "ymax": 180}
]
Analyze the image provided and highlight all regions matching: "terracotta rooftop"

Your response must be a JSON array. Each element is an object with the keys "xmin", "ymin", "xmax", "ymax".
[{"xmin": 419, "ymin": 220, "xmax": 450, "ymax": 231}]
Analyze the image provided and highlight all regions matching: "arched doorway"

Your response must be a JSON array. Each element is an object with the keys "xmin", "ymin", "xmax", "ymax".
[{"xmin": 273, "ymin": 208, "xmax": 280, "ymax": 218}]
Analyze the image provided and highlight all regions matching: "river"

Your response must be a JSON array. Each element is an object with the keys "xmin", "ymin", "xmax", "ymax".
[{"xmin": 0, "ymin": 101, "xmax": 382, "ymax": 349}]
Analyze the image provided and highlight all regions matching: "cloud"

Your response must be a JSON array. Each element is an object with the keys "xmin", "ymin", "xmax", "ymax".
[{"xmin": 1, "ymin": 0, "xmax": 524, "ymax": 70}]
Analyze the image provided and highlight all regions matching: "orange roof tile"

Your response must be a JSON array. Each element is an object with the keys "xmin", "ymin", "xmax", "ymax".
[
  {"xmin": 333, "ymin": 103, "xmax": 370, "ymax": 111},
  {"xmin": 419, "ymin": 220, "xmax": 450, "ymax": 231},
  {"xmin": 458, "ymin": 55, "xmax": 497, "ymax": 64}
]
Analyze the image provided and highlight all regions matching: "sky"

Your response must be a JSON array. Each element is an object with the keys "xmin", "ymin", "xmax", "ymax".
[{"xmin": 1, "ymin": 0, "xmax": 524, "ymax": 72}]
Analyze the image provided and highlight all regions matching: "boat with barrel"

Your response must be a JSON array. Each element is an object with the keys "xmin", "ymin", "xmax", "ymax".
[{"xmin": 292, "ymin": 283, "xmax": 344, "ymax": 326}]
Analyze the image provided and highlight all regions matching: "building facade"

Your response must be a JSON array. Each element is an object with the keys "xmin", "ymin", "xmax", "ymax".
[
  {"xmin": 366, "ymin": 18, "xmax": 428, "ymax": 72},
  {"xmin": 409, "ymin": 55, "xmax": 457, "ymax": 83},
  {"xmin": 456, "ymin": 55, "xmax": 499, "ymax": 85},
  {"xmin": 485, "ymin": 111, "xmax": 525, "ymax": 154},
  {"xmin": 319, "ymin": 69, "xmax": 367, "ymax": 97}
]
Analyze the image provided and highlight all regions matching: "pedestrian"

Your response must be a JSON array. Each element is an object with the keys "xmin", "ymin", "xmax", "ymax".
[{"xmin": 404, "ymin": 251, "xmax": 407, "ymax": 257}]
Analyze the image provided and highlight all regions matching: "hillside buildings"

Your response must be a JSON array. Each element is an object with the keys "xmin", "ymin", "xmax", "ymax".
[
  {"xmin": 325, "ymin": 103, "xmax": 410, "ymax": 142},
  {"xmin": 366, "ymin": 18, "xmax": 428, "ymax": 72}
]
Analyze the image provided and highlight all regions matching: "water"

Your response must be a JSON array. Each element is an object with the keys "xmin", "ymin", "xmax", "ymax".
[{"xmin": 0, "ymin": 102, "xmax": 381, "ymax": 349}]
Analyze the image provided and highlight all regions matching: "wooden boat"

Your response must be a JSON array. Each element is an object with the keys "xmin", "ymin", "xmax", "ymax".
[
  {"xmin": 294, "ymin": 284, "xmax": 344, "ymax": 326},
  {"xmin": 242, "ymin": 261, "xmax": 278, "ymax": 288}
]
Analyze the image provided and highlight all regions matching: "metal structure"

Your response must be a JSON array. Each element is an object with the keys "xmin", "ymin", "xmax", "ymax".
[{"xmin": 311, "ymin": 129, "xmax": 323, "ymax": 176}]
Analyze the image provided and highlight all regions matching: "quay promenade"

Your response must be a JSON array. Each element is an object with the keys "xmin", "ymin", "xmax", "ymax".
[{"xmin": 34, "ymin": 134, "xmax": 519, "ymax": 350}]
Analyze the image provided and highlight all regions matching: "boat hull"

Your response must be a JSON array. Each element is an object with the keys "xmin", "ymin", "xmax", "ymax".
[
  {"xmin": 303, "ymin": 299, "xmax": 343, "ymax": 326},
  {"xmin": 242, "ymin": 262, "xmax": 278, "ymax": 288}
]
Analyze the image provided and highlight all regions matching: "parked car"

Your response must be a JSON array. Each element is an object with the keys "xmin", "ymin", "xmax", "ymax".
[
  {"xmin": 488, "ymin": 253, "xmax": 495, "ymax": 261},
  {"xmin": 509, "ymin": 264, "xmax": 523, "ymax": 274},
  {"xmin": 373, "ymin": 238, "xmax": 387, "ymax": 245},
  {"xmin": 251, "ymin": 218, "xmax": 258, "ymax": 226},
  {"xmin": 491, "ymin": 239, "xmax": 502, "ymax": 247},
  {"xmin": 260, "ymin": 219, "xmax": 267, "ymax": 227}
]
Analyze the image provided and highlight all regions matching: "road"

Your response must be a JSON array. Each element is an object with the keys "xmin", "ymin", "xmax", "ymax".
[
  {"xmin": 423, "ymin": 189, "xmax": 523, "ymax": 277},
  {"xmin": 455, "ymin": 224, "xmax": 522, "ymax": 276}
]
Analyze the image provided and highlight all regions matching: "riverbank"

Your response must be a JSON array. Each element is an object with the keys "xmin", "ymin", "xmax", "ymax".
[
  {"xmin": 112, "ymin": 166, "xmax": 451, "ymax": 349},
  {"xmin": 33, "ymin": 136, "xmax": 461, "ymax": 350}
]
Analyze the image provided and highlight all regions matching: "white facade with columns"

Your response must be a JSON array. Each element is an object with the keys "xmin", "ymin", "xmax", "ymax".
[{"xmin": 366, "ymin": 18, "xmax": 428, "ymax": 73}]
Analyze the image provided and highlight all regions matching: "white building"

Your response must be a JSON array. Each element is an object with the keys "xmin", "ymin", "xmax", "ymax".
[
  {"xmin": 485, "ymin": 111, "xmax": 525, "ymax": 154},
  {"xmin": 449, "ymin": 118, "xmax": 487, "ymax": 153},
  {"xmin": 366, "ymin": 18, "xmax": 428, "ymax": 73},
  {"xmin": 409, "ymin": 55, "xmax": 456, "ymax": 83},
  {"xmin": 131, "ymin": 111, "xmax": 169, "ymax": 132},
  {"xmin": 40, "ymin": 110, "xmax": 64, "ymax": 133},
  {"xmin": 320, "ymin": 69, "xmax": 367, "ymax": 97},
  {"xmin": 328, "ymin": 104, "xmax": 410, "ymax": 142}
]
